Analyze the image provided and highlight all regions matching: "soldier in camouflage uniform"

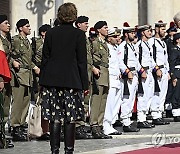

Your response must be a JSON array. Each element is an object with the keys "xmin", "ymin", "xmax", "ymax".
[
  {"xmin": 90, "ymin": 21, "xmax": 111, "ymax": 139},
  {"xmin": 0, "ymin": 14, "xmax": 15, "ymax": 148},
  {"xmin": 0, "ymin": 38, "xmax": 13, "ymax": 148},
  {"xmin": 75, "ymin": 16, "xmax": 93, "ymax": 139},
  {"xmin": 10, "ymin": 19, "xmax": 40, "ymax": 141}
]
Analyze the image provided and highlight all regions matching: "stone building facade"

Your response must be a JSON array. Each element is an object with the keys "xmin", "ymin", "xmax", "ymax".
[{"xmin": 0, "ymin": 0, "xmax": 180, "ymax": 37}]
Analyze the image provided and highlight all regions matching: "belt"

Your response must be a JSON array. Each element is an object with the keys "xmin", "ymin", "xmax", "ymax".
[
  {"xmin": 158, "ymin": 65, "xmax": 164, "ymax": 69},
  {"xmin": 129, "ymin": 67, "xmax": 135, "ymax": 71},
  {"xmin": 143, "ymin": 66, "xmax": 149, "ymax": 70},
  {"xmin": 94, "ymin": 61, "xmax": 109, "ymax": 68}
]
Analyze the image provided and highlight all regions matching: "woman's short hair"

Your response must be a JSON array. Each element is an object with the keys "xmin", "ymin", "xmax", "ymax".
[{"xmin": 57, "ymin": 3, "xmax": 77, "ymax": 24}]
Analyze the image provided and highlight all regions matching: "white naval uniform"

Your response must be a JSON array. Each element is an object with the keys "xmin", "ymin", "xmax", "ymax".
[
  {"xmin": 148, "ymin": 37, "xmax": 169, "ymax": 119},
  {"xmin": 117, "ymin": 41, "xmax": 141, "ymax": 126},
  {"xmin": 135, "ymin": 40, "xmax": 158, "ymax": 122},
  {"xmin": 103, "ymin": 43, "xmax": 125, "ymax": 135}
]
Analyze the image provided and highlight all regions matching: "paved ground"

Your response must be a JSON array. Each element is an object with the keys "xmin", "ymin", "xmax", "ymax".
[{"xmin": 1, "ymin": 118, "xmax": 180, "ymax": 154}]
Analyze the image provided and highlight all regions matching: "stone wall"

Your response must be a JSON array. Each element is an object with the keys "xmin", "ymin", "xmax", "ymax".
[{"xmin": 7, "ymin": 0, "xmax": 180, "ymax": 37}]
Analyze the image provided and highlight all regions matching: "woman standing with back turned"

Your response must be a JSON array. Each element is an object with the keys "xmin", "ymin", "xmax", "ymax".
[{"xmin": 39, "ymin": 3, "xmax": 88, "ymax": 154}]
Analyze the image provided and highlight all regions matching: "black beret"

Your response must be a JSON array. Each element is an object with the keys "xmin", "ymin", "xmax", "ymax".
[
  {"xmin": 0, "ymin": 15, "xmax": 7, "ymax": 24},
  {"xmin": 16, "ymin": 19, "xmax": 29, "ymax": 29},
  {"xmin": 75, "ymin": 16, "xmax": 89, "ymax": 25},
  {"xmin": 173, "ymin": 32, "xmax": 180, "ymax": 42},
  {"xmin": 39, "ymin": 24, "xmax": 51, "ymax": 35},
  {"xmin": 94, "ymin": 21, "xmax": 107, "ymax": 30}
]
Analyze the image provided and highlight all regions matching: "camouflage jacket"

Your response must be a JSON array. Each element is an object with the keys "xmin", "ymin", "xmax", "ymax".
[
  {"xmin": 11, "ymin": 34, "xmax": 35, "ymax": 87},
  {"xmin": 92, "ymin": 37, "xmax": 109, "ymax": 87}
]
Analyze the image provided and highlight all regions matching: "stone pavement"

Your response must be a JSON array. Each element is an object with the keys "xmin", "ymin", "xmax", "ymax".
[{"xmin": 1, "ymin": 118, "xmax": 180, "ymax": 154}]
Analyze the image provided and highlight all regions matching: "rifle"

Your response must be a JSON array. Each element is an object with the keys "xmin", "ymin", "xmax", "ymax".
[
  {"xmin": 31, "ymin": 31, "xmax": 38, "ymax": 99},
  {"xmin": 122, "ymin": 44, "xmax": 130, "ymax": 95},
  {"xmin": 31, "ymin": 31, "xmax": 36, "ymax": 57},
  {"xmin": 137, "ymin": 42, "xmax": 144, "ymax": 94},
  {"xmin": 152, "ymin": 39, "xmax": 160, "ymax": 92}
]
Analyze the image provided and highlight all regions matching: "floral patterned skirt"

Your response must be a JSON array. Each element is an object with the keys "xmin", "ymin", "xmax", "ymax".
[{"xmin": 41, "ymin": 87, "xmax": 85, "ymax": 123}]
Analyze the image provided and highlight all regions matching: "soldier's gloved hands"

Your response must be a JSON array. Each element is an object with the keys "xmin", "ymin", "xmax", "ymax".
[
  {"xmin": 0, "ymin": 82, "xmax": 4, "ymax": 91},
  {"xmin": 92, "ymin": 67, "xmax": 100, "ymax": 77},
  {"xmin": 13, "ymin": 60, "xmax": 20, "ymax": 69},
  {"xmin": 141, "ymin": 71, "xmax": 147, "ymax": 79},
  {"xmin": 156, "ymin": 69, "xmax": 162, "ymax": 78},
  {"xmin": 128, "ymin": 71, "xmax": 133, "ymax": 80},
  {"xmin": 173, "ymin": 78, "xmax": 177, "ymax": 87}
]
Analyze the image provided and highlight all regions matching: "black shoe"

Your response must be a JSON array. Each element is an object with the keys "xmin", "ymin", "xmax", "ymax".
[
  {"xmin": 36, "ymin": 133, "xmax": 50, "ymax": 141},
  {"xmin": 91, "ymin": 126, "xmax": 101, "ymax": 139},
  {"xmin": 0, "ymin": 138, "xmax": 14, "ymax": 149},
  {"xmin": 137, "ymin": 121, "xmax": 155, "ymax": 128},
  {"xmin": 75, "ymin": 126, "xmax": 93, "ymax": 139},
  {"xmin": 12, "ymin": 126, "xmax": 28, "ymax": 142},
  {"xmin": 152, "ymin": 118, "xmax": 170, "ymax": 125},
  {"xmin": 123, "ymin": 124, "xmax": 140, "ymax": 132},
  {"xmin": 6, "ymin": 138, "xmax": 14, "ymax": 148},
  {"xmin": 174, "ymin": 116, "xmax": 180, "ymax": 122},
  {"xmin": 166, "ymin": 110, "xmax": 173, "ymax": 118},
  {"xmin": 91, "ymin": 126, "xmax": 112, "ymax": 139},
  {"xmin": 112, "ymin": 120, "xmax": 123, "ymax": 127},
  {"xmin": 99, "ymin": 131, "xmax": 112, "ymax": 139},
  {"xmin": 109, "ymin": 131, "xmax": 122, "ymax": 135}
]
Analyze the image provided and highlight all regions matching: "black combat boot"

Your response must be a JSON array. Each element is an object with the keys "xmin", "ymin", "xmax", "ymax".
[
  {"xmin": 64, "ymin": 122, "xmax": 75, "ymax": 154},
  {"xmin": 49, "ymin": 121, "xmax": 61, "ymax": 154},
  {"xmin": 12, "ymin": 126, "xmax": 27, "ymax": 141}
]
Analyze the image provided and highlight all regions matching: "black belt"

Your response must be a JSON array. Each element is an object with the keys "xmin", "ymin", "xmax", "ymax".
[
  {"xmin": 143, "ymin": 66, "xmax": 149, "ymax": 70},
  {"xmin": 94, "ymin": 61, "xmax": 109, "ymax": 68},
  {"xmin": 129, "ymin": 67, "xmax": 135, "ymax": 71},
  {"xmin": 159, "ymin": 65, "xmax": 164, "ymax": 69}
]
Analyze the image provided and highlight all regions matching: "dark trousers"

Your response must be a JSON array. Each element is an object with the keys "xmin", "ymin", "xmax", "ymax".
[{"xmin": 172, "ymin": 79, "xmax": 180, "ymax": 109}]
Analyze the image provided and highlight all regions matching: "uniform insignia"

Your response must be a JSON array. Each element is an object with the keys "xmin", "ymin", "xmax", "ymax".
[{"xmin": 100, "ymin": 45, "xmax": 103, "ymax": 50}]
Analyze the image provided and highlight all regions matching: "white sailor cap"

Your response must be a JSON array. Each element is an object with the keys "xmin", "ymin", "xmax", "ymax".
[
  {"xmin": 155, "ymin": 20, "xmax": 167, "ymax": 27},
  {"xmin": 108, "ymin": 28, "xmax": 120, "ymax": 37}
]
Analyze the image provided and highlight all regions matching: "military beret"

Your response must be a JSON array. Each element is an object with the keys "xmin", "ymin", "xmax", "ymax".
[
  {"xmin": 155, "ymin": 20, "xmax": 167, "ymax": 27},
  {"xmin": 108, "ymin": 28, "xmax": 120, "ymax": 37},
  {"xmin": 173, "ymin": 32, "xmax": 180, "ymax": 42},
  {"xmin": 75, "ymin": 16, "xmax": 89, "ymax": 26},
  {"xmin": 94, "ymin": 21, "xmax": 107, "ymax": 30},
  {"xmin": 39, "ymin": 24, "xmax": 51, "ymax": 35},
  {"xmin": 16, "ymin": 19, "xmax": 29, "ymax": 29},
  {"xmin": 0, "ymin": 15, "xmax": 7, "ymax": 24}
]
